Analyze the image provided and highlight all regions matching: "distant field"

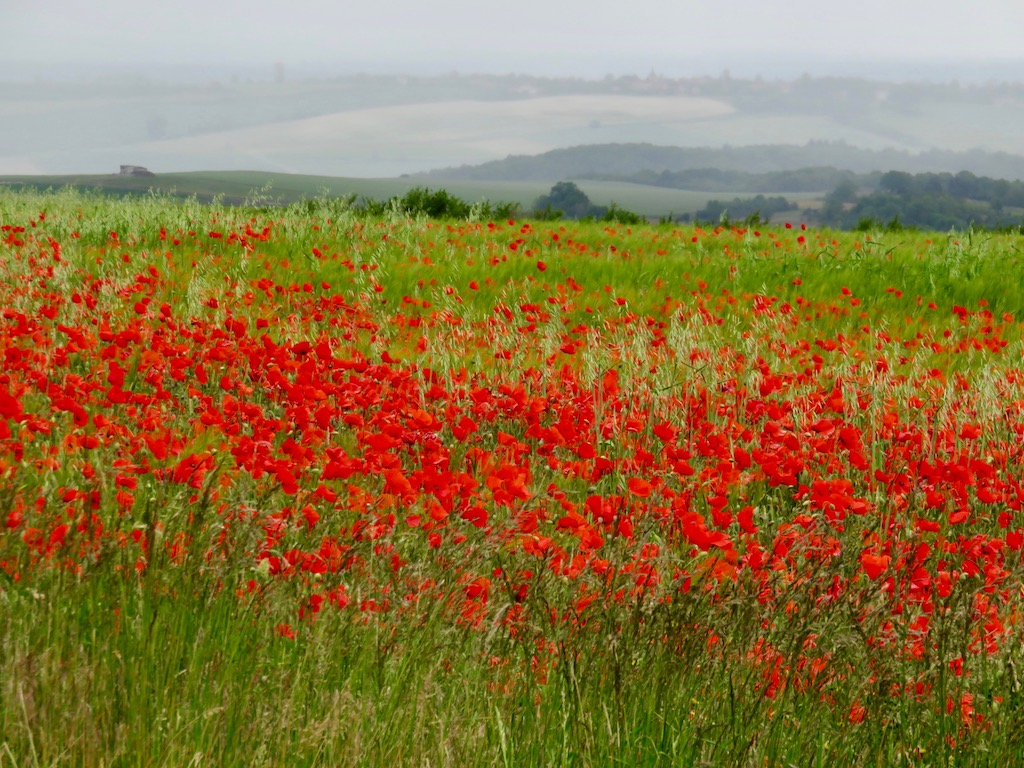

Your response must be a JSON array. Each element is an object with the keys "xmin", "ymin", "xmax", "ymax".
[
  {"xmin": 879, "ymin": 101, "xmax": 1024, "ymax": 152},
  {"xmin": 120, "ymin": 96, "xmax": 734, "ymax": 178},
  {"xmin": 6, "ymin": 74, "xmax": 1024, "ymax": 179},
  {"xmin": 668, "ymin": 113, "xmax": 918, "ymax": 151},
  {"xmin": 0, "ymin": 94, "xmax": 734, "ymax": 178},
  {"xmin": 0, "ymin": 170, "xmax": 819, "ymax": 218}
]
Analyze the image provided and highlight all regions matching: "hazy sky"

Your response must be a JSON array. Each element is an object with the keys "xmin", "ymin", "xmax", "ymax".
[{"xmin": 5, "ymin": 0, "xmax": 1024, "ymax": 80}]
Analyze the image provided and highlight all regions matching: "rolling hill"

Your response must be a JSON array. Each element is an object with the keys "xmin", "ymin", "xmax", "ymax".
[
  {"xmin": 418, "ymin": 142, "xmax": 1024, "ymax": 183},
  {"xmin": 6, "ymin": 72, "xmax": 1024, "ymax": 179}
]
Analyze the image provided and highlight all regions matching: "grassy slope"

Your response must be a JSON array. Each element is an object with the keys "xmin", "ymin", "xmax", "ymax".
[{"xmin": 4, "ymin": 190, "xmax": 1024, "ymax": 766}]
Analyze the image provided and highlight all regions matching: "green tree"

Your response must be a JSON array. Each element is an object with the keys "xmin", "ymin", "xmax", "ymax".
[
  {"xmin": 878, "ymin": 171, "xmax": 916, "ymax": 197},
  {"xmin": 533, "ymin": 181, "xmax": 603, "ymax": 219},
  {"xmin": 820, "ymin": 177, "xmax": 859, "ymax": 225}
]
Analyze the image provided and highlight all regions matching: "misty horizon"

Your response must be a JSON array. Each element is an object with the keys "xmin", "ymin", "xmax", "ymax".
[
  {"xmin": 5, "ymin": 0, "xmax": 1024, "ymax": 178},
  {"xmin": 3, "ymin": 54, "xmax": 1023, "ymax": 87},
  {"xmin": 5, "ymin": 68, "xmax": 1024, "ymax": 178},
  {"xmin": 6, "ymin": 0, "xmax": 1024, "ymax": 85}
]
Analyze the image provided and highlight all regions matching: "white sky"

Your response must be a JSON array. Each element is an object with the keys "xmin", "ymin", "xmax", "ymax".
[{"xmin": 5, "ymin": 0, "xmax": 1024, "ymax": 79}]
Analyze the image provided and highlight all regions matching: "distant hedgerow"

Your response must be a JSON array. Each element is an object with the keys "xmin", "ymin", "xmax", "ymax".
[{"xmin": 358, "ymin": 186, "xmax": 520, "ymax": 220}]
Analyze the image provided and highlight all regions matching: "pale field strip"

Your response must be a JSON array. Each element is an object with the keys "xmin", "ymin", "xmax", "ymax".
[
  {"xmin": 122, "ymin": 95, "xmax": 736, "ymax": 155},
  {"xmin": 701, "ymin": 115, "xmax": 919, "ymax": 152},
  {"xmin": 879, "ymin": 103, "xmax": 1024, "ymax": 153},
  {"xmin": 7, "ymin": 91, "xmax": 1024, "ymax": 177}
]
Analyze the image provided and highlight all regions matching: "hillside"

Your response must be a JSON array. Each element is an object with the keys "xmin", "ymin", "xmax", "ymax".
[
  {"xmin": 420, "ymin": 142, "xmax": 1024, "ymax": 184},
  {"xmin": 6, "ymin": 72, "xmax": 1024, "ymax": 178}
]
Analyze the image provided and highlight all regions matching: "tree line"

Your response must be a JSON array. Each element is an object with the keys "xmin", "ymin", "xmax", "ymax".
[
  {"xmin": 293, "ymin": 183, "xmax": 647, "ymax": 225},
  {"xmin": 688, "ymin": 170, "xmax": 1024, "ymax": 230},
  {"xmin": 818, "ymin": 170, "xmax": 1024, "ymax": 230},
  {"xmin": 250, "ymin": 175, "xmax": 1024, "ymax": 232}
]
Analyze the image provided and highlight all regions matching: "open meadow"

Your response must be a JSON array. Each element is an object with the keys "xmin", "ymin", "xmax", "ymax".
[{"xmin": 4, "ymin": 189, "xmax": 1024, "ymax": 765}]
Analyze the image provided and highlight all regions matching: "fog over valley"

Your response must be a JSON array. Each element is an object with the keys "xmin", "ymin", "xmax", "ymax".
[{"xmin": 4, "ymin": 0, "xmax": 1024, "ymax": 180}]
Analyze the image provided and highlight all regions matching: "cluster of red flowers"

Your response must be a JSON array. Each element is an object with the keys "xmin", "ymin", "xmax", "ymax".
[{"xmin": 1, "ymin": 207, "xmax": 1021, "ymax": 734}]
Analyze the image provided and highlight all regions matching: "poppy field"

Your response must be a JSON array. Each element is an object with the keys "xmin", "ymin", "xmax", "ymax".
[{"xmin": 4, "ymin": 189, "xmax": 1024, "ymax": 766}]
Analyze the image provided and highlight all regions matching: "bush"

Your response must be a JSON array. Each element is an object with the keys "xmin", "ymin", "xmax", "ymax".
[
  {"xmin": 601, "ymin": 203, "xmax": 646, "ymax": 226},
  {"xmin": 396, "ymin": 187, "xmax": 472, "ymax": 218},
  {"xmin": 356, "ymin": 187, "xmax": 520, "ymax": 221},
  {"xmin": 534, "ymin": 181, "xmax": 602, "ymax": 220},
  {"xmin": 693, "ymin": 194, "xmax": 794, "ymax": 225}
]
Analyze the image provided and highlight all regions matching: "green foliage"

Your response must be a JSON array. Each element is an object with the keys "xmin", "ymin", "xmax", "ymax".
[
  {"xmin": 290, "ymin": 194, "xmax": 358, "ymax": 218},
  {"xmin": 357, "ymin": 186, "xmax": 521, "ymax": 221},
  {"xmin": 600, "ymin": 202, "xmax": 647, "ymax": 225},
  {"xmin": 595, "ymin": 165, "xmax": 868, "ymax": 194},
  {"xmin": 530, "ymin": 181, "xmax": 645, "ymax": 223},
  {"xmin": 533, "ymin": 180, "xmax": 602, "ymax": 219},
  {"xmin": 820, "ymin": 176, "xmax": 860, "ymax": 222},
  {"xmin": 821, "ymin": 170, "xmax": 1024, "ymax": 231},
  {"xmin": 360, "ymin": 186, "xmax": 470, "ymax": 218},
  {"xmin": 532, "ymin": 203, "xmax": 564, "ymax": 221},
  {"xmin": 6, "ymin": 189, "xmax": 1024, "ymax": 765},
  {"xmin": 693, "ymin": 194, "xmax": 794, "ymax": 225},
  {"xmin": 475, "ymin": 198, "xmax": 522, "ymax": 221}
]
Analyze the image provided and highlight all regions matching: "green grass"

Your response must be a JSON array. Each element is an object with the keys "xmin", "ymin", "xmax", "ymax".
[
  {"xmin": 4, "ymin": 189, "xmax": 1024, "ymax": 766},
  {"xmin": 0, "ymin": 170, "xmax": 818, "ymax": 218}
]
